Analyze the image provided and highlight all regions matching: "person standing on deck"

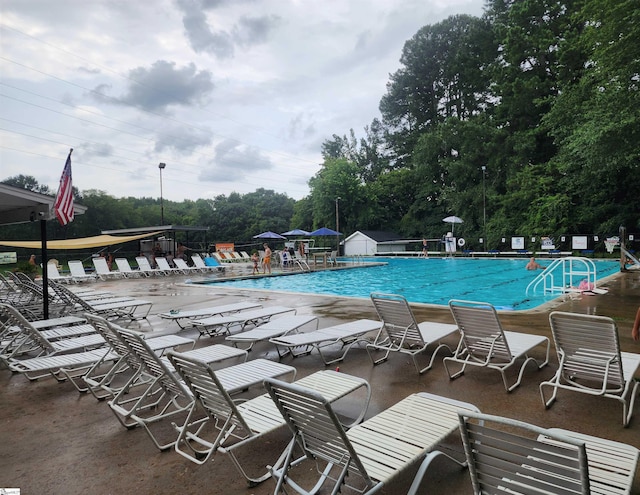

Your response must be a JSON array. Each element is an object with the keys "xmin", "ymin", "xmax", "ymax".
[{"xmin": 262, "ymin": 243, "xmax": 272, "ymax": 274}]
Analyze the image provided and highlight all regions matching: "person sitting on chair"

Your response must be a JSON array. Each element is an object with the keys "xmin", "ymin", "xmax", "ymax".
[{"xmin": 632, "ymin": 307, "xmax": 640, "ymax": 341}]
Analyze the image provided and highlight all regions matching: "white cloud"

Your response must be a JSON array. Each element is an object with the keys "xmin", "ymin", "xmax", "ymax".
[{"xmin": 0, "ymin": 0, "xmax": 485, "ymax": 201}]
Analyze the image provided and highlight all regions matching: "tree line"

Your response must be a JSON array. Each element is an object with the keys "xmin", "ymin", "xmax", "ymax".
[{"xmin": 2, "ymin": 1, "xmax": 638, "ymax": 254}]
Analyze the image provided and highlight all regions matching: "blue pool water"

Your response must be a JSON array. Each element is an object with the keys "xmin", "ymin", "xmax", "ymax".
[{"xmin": 205, "ymin": 257, "xmax": 619, "ymax": 310}]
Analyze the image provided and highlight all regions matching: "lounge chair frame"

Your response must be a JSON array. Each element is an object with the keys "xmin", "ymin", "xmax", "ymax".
[
  {"xmin": 114, "ymin": 258, "xmax": 147, "ymax": 278},
  {"xmin": 168, "ymin": 350, "xmax": 371, "ymax": 487},
  {"xmin": 269, "ymin": 319, "xmax": 381, "ymax": 365},
  {"xmin": 458, "ymin": 410, "xmax": 639, "ymax": 495},
  {"xmin": 157, "ymin": 301, "xmax": 262, "ymax": 329},
  {"xmin": 0, "ymin": 303, "xmax": 105, "ymax": 363},
  {"xmin": 265, "ymin": 381, "xmax": 480, "ymax": 495},
  {"xmin": 82, "ymin": 313, "xmax": 195, "ymax": 400},
  {"xmin": 445, "ymin": 299, "xmax": 550, "ymax": 392},
  {"xmin": 191, "ymin": 306, "xmax": 296, "ymax": 338},
  {"xmin": 367, "ymin": 292, "xmax": 458, "ymax": 374},
  {"xmin": 226, "ymin": 314, "xmax": 318, "ymax": 355},
  {"xmin": 541, "ymin": 311, "xmax": 640, "ymax": 426},
  {"xmin": 109, "ymin": 322, "xmax": 295, "ymax": 451},
  {"xmin": 50, "ymin": 281, "xmax": 152, "ymax": 326}
]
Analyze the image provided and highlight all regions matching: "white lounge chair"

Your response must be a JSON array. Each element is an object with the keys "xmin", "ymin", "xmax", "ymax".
[
  {"xmin": 168, "ymin": 351, "xmax": 371, "ymax": 486},
  {"xmin": 292, "ymin": 252, "xmax": 310, "ymax": 271},
  {"xmin": 7, "ymin": 347, "xmax": 118, "ymax": 390},
  {"xmin": 108, "ymin": 323, "xmax": 296, "ymax": 451},
  {"xmin": 45, "ymin": 263, "xmax": 73, "ymax": 283},
  {"xmin": 67, "ymin": 260, "xmax": 97, "ymax": 282},
  {"xmin": 92, "ymin": 257, "xmax": 123, "ymax": 280},
  {"xmin": 82, "ymin": 313, "xmax": 196, "ymax": 400},
  {"xmin": 269, "ymin": 318, "xmax": 381, "ymax": 365},
  {"xmin": 541, "ymin": 311, "xmax": 640, "ymax": 426},
  {"xmin": 51, "ymin": 281, "xmax": 153, "ymax": 325},
  {"xmin": 229, "ymin": 252, "xmax": 245, "ymax": 262},
  {"xmin": 457, "ymin": 410, "xmax": 639, "ymax": 495},
  {"xmin": 212, "ymin": 252, "xmax": 230, "ymax": 264},
  {"xmin": 191, "ymin": 306, "xmax": 297, "ymax": 338},
  {"xmin": 445, "ymin": 299, "xmax": 550, "ymax": 392},
  {"xmin": 1, "ymin": 312, "xmax": 94, "ymax": 360},
  {"xmin": 367, "ymin": 292, "xmax": 458, "ymax": 374},
  {"xmin": 135, "ymin": 256, "xmax": 164, "ymax": 276},
  {"xmin": 173, "ymin": 258, "xmax": 200, "ymax": 274},
  {"xmin": 157, "ymin": 301, "xmax": 262, "ymax": 329},
  {"xmin": 155, "ymin": 256, "xmax": 183, "ymax": 275},
  {"xmin": 0, "ymin": 303, "xmax": 105, "ymax": 363},
  {"xmin": 226, "ymin": 314, "xmax": 318, "ymax": 354},
  {"xmin": 265, "ymin": 380, "xmax": 480, "ymax": 495},
  {"xmin": 191, "ymin": 254, "xmax": 223, "ymax": 272},
  {"xmin": 114, "ymin": 258, "xmax": 147, "ymax": 278}
]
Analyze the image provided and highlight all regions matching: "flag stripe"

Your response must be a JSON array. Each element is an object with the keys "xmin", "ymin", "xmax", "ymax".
[{"xmin": 54, "ymin": 150, "xmax": 74, "ymax": 225}]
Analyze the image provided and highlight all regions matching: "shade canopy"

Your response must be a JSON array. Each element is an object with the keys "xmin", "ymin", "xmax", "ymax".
[
  {"xmin": 0, "ymin": 232, "xmax": 162, "ymax": 249},
  {"xmin": 253, "ymin": 231, "xmax": 287, "ymax": 239},
  {"xmin": 281, "ymin": 229, "xmax": 309, "ymax": 236}
]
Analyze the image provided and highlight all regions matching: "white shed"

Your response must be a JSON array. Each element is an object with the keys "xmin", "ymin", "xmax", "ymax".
[{"xmin": 343, "ymin": 230, "xmax": 413, "ymax": 256}]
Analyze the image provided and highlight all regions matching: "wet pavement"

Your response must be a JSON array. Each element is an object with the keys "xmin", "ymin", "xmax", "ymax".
[{"xmin": 1, "ymin": 263, "xmax": 639, "ymax": 494}]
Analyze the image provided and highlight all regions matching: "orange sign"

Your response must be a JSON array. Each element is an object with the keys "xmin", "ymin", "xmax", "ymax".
[{"xmin": 216, "ymin": 243, "xmax": 234, "ymax": 253}]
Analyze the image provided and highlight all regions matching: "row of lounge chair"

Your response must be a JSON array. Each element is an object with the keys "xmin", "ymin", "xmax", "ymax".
[
  {"xmin": 212, "ymin": 251, "xmax": 251, "ymax": 263},
  {"xmin": 43, "ymin": 255, "xmax": 223, "ymax": 283},
  {"xmin": 2, "ymin": 294, "xmax": 638, "ymax": 494},
  {"xmin": 158, "ymin": 292, "xmax": 640, "ymax": 430}
]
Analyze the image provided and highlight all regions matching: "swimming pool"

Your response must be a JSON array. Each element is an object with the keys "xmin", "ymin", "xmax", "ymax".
[{"xmin": 204, "ymin": 257, "xmax": 619, "ymax": 310}]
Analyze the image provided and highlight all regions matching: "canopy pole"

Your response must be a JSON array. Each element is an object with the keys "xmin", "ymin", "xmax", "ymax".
[{"xmin": 40, "ymin": 218, "xmax": 49, "ymax": 319}]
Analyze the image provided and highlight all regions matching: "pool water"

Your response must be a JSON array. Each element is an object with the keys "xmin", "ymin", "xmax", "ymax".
[{"xmin": 206, "ymin": 257, "xmax": 619, "ymax": 311}]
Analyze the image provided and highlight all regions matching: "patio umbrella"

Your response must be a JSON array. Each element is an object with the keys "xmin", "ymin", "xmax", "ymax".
[
  {"xmin": 309, "ymin": 227, "xmax": 341, "ymax": 236},
  {"xmin": 253, "ymin": 231, "xmax": 287, "ymax": 239},
  {"xmin": 442, "ymin": 216, "xmax": 463, "ymax": 235},
  {"xmin": 281, "ymin": 229, "xmax": 309, "ymax": 236},
  {"xmin": 309, "ymin": 227, "xmax": 342, "ymax": 253}
]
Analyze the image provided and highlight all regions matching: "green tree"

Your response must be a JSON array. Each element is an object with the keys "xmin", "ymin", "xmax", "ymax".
[
  {"xmin": 308, "ymin": 158, "xmax": 364, "ymax": 233},
  {"xmin": 380, "ymin": 14, "xmax": 496, "ymax": 166}
]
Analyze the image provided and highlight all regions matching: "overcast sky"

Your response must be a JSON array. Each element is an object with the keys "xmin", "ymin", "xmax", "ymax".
[{"xmin": 1, "ymin": 0, "xmax": 484, "ymax": 202}]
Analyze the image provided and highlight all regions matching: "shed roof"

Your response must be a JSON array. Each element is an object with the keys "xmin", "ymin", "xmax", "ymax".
[{"xmin": 348, "ymin": 230, "xmax": 405, "ymax": 243}]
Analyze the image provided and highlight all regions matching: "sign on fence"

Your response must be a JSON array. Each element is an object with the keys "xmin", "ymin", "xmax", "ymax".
[{"xmin": 0, "ymin": 252, "xmax": 17, "ymax": 264}]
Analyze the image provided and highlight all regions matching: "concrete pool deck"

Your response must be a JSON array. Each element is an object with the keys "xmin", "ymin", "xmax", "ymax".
[{"xmin": 1, "ymin": 265, "xmax": 639, "ymax": 494}]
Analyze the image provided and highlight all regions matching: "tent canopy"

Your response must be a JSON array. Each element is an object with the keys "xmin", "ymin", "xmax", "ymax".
[{"xmin": 0, "ymin": 232, "xmax": 161, "ymax": 250}]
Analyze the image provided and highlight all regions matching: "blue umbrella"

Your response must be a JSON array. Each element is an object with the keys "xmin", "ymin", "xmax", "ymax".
[
  {"xmin": 253, "ymin": 231, "xmax": 287, "ymax": 239},
  {"xmin": 309, "ymin": 227, "xmax": 342, "ymax": 236},
  {"xmin": 281, "ymin": 229, "xmax": 310, "ymax": 236}
]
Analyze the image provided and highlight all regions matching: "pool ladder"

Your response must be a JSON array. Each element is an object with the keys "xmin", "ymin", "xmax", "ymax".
[
  {"xmin": 354, "ymin": 254, "xmax": 367, "ymax": 265},
  {"xmin": 526, "ymin": 257, "xmax": 598, "ymax": 295}
]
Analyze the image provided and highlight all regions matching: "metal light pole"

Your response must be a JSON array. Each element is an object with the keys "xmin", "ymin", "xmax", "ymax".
[
  {"xmin": 158, "ymin": 162, "xmax": 166, "ymax": 225},
  {"xmin": 481, "ymin": 166, "xmax": 486, "ymax": 248},
  {"xmin": 335, "ymin": 197, "xmax": 341, "ymax": 255}
]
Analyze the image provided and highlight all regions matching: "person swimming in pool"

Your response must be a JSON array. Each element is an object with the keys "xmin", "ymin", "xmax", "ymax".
[{"xmin": 525, "ymin": 257, "xmax": 543, "ymax": 270}]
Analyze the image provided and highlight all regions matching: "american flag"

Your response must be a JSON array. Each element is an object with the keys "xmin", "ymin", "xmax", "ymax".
[{"xmin": 54, "ymin": 149, "xmax": 74, "ymax": 225}]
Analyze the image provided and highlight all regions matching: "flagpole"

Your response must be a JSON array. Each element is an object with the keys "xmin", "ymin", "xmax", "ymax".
[
  {"xmin": 40, "ymin": 218, "xmax": 49, "ymax": 319},
  {"xmin": 45, "ymin": 147, "xmax": 74, "ymax": 318}
]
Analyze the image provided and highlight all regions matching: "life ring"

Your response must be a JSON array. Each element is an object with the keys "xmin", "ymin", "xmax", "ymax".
[{"xmin": 457, "ymin": 238, "xmax": 466, "ymax": 247}]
